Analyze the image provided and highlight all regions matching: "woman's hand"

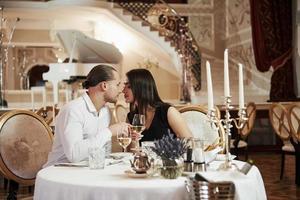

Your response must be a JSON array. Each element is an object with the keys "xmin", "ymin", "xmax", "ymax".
[{"xmin": 130, "ymin": 129, "xmax": 143, "ymax": 141}]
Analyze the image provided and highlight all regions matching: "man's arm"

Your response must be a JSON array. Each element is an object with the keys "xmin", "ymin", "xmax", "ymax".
[{"xmin": 58, "ymin": 108, "xmax": 111, "ymax": 163}]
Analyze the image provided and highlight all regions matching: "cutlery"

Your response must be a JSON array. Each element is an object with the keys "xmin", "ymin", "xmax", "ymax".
[
  {"xmin": 54, "ymin": 163, "xmax": 88, "ymax": 167},
  {"xmin": 107, "ymin": 160, "xmax": 123, "ymax": 166}
]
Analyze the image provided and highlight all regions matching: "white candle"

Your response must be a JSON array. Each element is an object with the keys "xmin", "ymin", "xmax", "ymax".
[
  {"xmin": 224, "ymin": 49, "xmax": 230, "ymax": 97},
  {"xmin": 238, "ymin": 63, "xmax": 245, "ymax": 109},
  {"xmin": 206, "ymin": 61, "xmax": 214, "ymax": 110}
]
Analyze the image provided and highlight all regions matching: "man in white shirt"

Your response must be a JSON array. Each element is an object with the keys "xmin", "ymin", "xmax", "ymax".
[{"xmin": 44, "ymin": 65, "xmax": 128, "ymax": 167}]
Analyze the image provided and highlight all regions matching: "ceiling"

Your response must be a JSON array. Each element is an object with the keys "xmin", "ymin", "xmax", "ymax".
[{"xmin": 0, "ymin": 0, "xmax": 181, "ymax": 76}]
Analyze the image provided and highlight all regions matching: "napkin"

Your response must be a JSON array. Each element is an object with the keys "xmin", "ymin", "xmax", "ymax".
[
  {"xmin": 215, "ymin": 154, "xmax": 236, "ymax": 161},
  {"xmin": 204, "ymin": 146, "xmax": 222, "ymax": 163},
  {"xmin": 199, "ymin": 170, "xmax": 258, "ymax": 200}
]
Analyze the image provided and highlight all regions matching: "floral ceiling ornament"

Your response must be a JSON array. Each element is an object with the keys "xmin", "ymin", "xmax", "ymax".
[{"xmin": 136, "ymin": 58, "xmax": 159, "ymax": 69}]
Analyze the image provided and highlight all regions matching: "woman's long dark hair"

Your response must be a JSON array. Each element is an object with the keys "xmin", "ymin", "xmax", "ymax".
[{"xmin": 126, "ymin": 69, "xmax": 164, "ymax": 114}]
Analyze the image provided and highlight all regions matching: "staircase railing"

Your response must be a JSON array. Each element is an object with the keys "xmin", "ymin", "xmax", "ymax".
[{"xmin": 110, "ymin": 0, "xmax": 201, "ymax": 102}]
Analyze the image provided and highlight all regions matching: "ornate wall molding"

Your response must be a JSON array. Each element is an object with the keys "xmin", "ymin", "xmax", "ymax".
[
  {"xmin": 189, "ymin": 14, "xmax": 214, "ymax": 51},
  {"xmin": 7, "ymin": 47, "xmax": 56, "ymax": 89},
  {"xmin": 188, "ymin": 0, "xmax": 213, "ymax": 8},
  {"xmin": 174, "ymin": 0, "xmax": 270, "ymax": 98},
  {"xmin": 226, "ymin": 0, "xmax": 251, "ymax": 38}
]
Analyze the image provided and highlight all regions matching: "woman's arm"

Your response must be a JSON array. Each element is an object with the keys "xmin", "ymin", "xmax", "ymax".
[{"xmin": 167, "ymin": 106, "xmax": 193, "ymax": 138}]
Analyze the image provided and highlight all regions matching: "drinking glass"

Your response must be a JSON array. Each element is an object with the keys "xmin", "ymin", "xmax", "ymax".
[
  {"xmin": 131, "ymin": 114, "xmax": 146, "ymax": 150},
  {"xmin": 88, "ymin": 145, "xmax": 105, "ymax": 169},
  {"xmin": 117, "ymin": 127, "xmax": 132, "ymax": 152},
  {"xmin": 193, "ymin": 139, "xmax": 206, "ymax": 163},
  {"xmin": 193, "ymin": 139, "xmax": 206, "ymax": 172},
  {"xmin": 104, "ymin": 140, "xmax": 112, "ymax": 158},
  {"xmin": 132, "ymin": 114, "xmax": 146, "ymax": 134},
  {"xmin": 141, "ymin": 141, "xmax": 155, "ymax": 158}
]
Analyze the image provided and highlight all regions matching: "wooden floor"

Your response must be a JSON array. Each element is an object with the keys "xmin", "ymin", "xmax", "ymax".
[
  {"xmin": 0, "ymin": 152, "xmax": 299, "ymax": 200},
  {"xmin": 250, "ymin": 152, "xmax": 300, "ymax": 200}
]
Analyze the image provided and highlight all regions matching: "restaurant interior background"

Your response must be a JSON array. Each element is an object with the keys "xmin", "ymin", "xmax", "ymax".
[{"xmin": 0, "ymin": 0, "xmax": 299, "ymax": 150}]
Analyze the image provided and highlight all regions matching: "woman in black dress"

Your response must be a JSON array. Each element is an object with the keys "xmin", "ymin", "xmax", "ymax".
[{"xmin": 122, "ymin": 68, "xmax": 192, "ymax": 142}]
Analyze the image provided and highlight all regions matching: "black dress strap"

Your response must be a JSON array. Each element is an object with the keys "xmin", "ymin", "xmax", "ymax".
[{"xmin": 127, "ymin": 103, "xmax": 176, "ymax": 142}]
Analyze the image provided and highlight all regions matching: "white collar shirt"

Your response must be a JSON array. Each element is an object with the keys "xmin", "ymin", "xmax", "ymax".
[{"xmin": 44, "ymin": 92, "xmax": 112, "ymax": 167}]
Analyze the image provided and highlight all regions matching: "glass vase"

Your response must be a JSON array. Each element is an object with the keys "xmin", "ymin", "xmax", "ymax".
[{"xmin": 160, "ymin": 158, "xmax": 184, "ymax": 179}]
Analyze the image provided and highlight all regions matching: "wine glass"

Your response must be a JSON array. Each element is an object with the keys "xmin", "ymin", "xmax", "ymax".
[
  {"xmin": 131, "ymin": 114, "xmax": 146, "ymax": 151},
  {"xmin": 117, "ymin": 127, "xmax": 132, "ymax": 152}
]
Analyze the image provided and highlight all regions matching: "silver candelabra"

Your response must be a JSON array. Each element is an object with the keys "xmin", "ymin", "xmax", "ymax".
[{"xmin": 207, "ymin": 96, "xmax": 248, "ymax": 170}]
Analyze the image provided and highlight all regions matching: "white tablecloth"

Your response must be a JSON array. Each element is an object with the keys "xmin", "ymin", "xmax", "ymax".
[
  {"xmin": 200, "ymin": 161, "xmax": 267, "ymax": 200},
  {"xmin": 34, "ymin": 160, "xmax": 266, "ymax": 200}
]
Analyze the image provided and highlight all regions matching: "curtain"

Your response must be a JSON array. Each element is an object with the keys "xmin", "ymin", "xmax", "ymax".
[{"xmin": 250, "ymin": 0, "xmax": 296, "ymax": 101}]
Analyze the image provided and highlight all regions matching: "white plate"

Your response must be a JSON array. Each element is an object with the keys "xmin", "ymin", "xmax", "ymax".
[
  {"xmin": 124, "ymin": 170, "xmax": 149, "ymax": 178},
  {"xmin": 215, "ymin": 154, "xmax": 236, "ymax": 161},
  {"xmin": 110, "ymin": 152, "xmax": 132, "ymax": 160}
]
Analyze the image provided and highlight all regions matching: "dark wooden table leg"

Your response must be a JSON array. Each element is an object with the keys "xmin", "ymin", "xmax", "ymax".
[
  {"xmin": 296, "ymin": 154, "xmax": 300, "ymax": 186},
  {"xmin": 7, "ymin": 180, "xmax": 19, "ymax": 200},
  {"xmin": 291, "ymin": 139, "xmax": 300, "ymax": 186}
]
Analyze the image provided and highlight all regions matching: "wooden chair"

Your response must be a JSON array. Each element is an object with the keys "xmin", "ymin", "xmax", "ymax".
[
  {"xmin": 287, "ymin": 103, "xmax": 300, "ymax": 185},
  {"xmin": 288, "ymin": 103, "xmax": 300, "ymax": 142},
  {"xmin": 178, "ymin": 105, "xmax": 225, "ymax": 152},
  {"xmin": 0, "ymin": 110, "xmax": 53, "ymax": 199},
  {"xmin": 113, "ymin": 103, "xmax": 128, "ymax": 123},
  {"xmin": 36, "ymin": 105, "xmax": 59, "ymax": 126},
  {"xmin": 269, "ymin": 103, "xmax": 295, "ymax": 180},
  {"xmin": 186, "ymin": 177, "xmax": 235, "ymax": 200},
  {"xmin": 231, "ymin": 102, "xmax": 256, "ymax": 161}
]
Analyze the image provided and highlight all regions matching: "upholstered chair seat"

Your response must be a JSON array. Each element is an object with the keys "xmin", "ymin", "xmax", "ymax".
[
  {"xmin": 282, "ymin": 140, "xmax": 295, "ymax": 152},
  {"xmin": 0, "ymin": 110, "xmax": 53, "ymax": 185},
  {"xmin": 179, "ymin": 105, "xmax": 225, "ymax": 152},
  {"xmin": 230, "ymin": 139, "xmax": 247, "ymax": 148},
  {"xmin": 113, "ymin": 103, "xmax": 129, "ymax": 123}
]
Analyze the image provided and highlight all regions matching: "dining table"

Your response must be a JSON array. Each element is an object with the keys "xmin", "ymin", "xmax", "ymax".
[{"xmin": 34, "ymin": 157, "xmax": 267, "ymax": 200}]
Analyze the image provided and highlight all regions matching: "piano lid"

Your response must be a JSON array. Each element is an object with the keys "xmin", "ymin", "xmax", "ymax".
[{"xmin": 57, "ymin": 30, "xmax": 122, "ymax": 64}]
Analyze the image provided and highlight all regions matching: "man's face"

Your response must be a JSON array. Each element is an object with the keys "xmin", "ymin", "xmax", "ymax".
[{"xmin": 104, "ymin": 71, "xmax": 121, "ymax": 103}]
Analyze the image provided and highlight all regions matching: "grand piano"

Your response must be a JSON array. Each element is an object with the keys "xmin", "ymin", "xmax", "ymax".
[{"xmin": 43, "ymin": 30, "xmax": 123, "ymax": 104}]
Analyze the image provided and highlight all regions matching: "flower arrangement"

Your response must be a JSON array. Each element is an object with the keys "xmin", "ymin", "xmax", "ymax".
[{"xmin": 151, "ymin": 132, "xmax": 188, "ymax": 178}]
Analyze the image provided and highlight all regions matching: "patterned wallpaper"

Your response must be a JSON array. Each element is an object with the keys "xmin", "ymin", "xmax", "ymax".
[
  {"xmin": 175, "ymin": 0, "xmax": 272, "ymax": 95},
  {"xmin": 189, "ymin": 15, "xmax": 214, "ymax": 51},
  {"xmin": 225, "ymin": 0, "xmax": 271, "ymax": 92},
  {"xmin": 227, "ymin": 0, "xmax": 251, "ymax": 37},
  {"xmin": 188, "ymin": 0, "xmax": 213, "ymax": 7},
  {"xmin": 230, "ymin": 44, "xmax": 255, "ymax": 69},
  {"xmin": 6, "ymin": 47, "xmax": 57, "ymax": 89}
]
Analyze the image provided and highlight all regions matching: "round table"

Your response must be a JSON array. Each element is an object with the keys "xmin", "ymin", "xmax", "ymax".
[
  {"xmin": 34, "ymin": 159, "xmax": 266, "ymax": 200},
  {"xmin": 34, "ymin": 162, "xmax": 187, "ymax": 200}
]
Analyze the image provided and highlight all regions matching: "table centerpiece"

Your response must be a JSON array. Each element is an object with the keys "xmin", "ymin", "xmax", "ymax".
[{"xmin": 151, "ymin": 132, "xmax": 188, "ymax": 179}]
